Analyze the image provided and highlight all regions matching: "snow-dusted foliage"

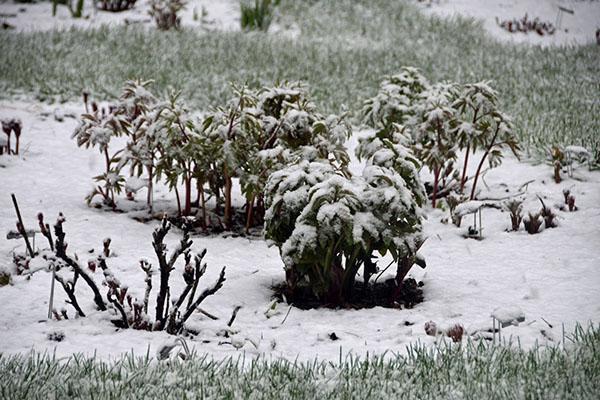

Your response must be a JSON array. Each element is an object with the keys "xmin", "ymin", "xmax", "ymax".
[
  {"xmin": 451, "ymin": 81, "xmax": 520, "ymax": 199},
  {"xmin": 201, "ymin": 81, "xmax": 351, "ymax": 231},
  {"xmin": 265, "ymin": 135, "xmax": 426, "ymax": 305},
  {"xmin": 73, "ymin": 80, "xmax": 157, "ymax": 209},
  {"xmin": 412, "ymin": 82, "xmax": 461, "ymax": 207},
  {"xmin": 361, "ymin": 67, "xmax": 520, "ymax": 207},
  {"xmin": 73, "ymin": 79, "xmax": 351, "ymax": 232},
  {"xmin": 361, "ymin": 66, "xmax": 429, "ymax": 129}
]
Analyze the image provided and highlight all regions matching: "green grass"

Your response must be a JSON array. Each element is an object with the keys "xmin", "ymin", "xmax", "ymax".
[
  {"xmin": 0, "ymin": 0, "xmax": 598, "ymax": 161},
  {"xmin": 1, "ymin": 324, "xmax": 599, "ymax": 399}
]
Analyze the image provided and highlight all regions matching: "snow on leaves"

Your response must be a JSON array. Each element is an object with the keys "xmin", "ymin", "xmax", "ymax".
[{"xmin": 362, "ymin": 68, "xmax": 520, "ymax": 206}]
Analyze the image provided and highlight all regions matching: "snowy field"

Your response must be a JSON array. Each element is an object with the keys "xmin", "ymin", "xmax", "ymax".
[
  {"xmin": 417, "ymin": 0, "xmax": 600, "ymax": 47},
  {"xmin": 0, "ymin": 0, "xmax": 599, "ymax": 390},
  {"xmin": 2, "ymin": 0, "xmax": 599, "ymax": 45},
  {"xmin": 1, "ymin": 99, "xmax": 598, "ymax": 361}
]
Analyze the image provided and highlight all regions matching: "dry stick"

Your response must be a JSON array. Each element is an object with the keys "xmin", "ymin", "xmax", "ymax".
[
  {"xmin": 197, "ymin": 307, "xmax": 219, "ymax": 320},
  {"xmin": 281, "ymin": 305, "xmax": 292, "ymax": 325},
  {"xmin": 39, "ymin": 215, "xmax": 56, "ymax": 319},
  {"xmin": 11, "ymin": 194, "xmax": 34, "ymax": 257},
  {"xmin": 48, "ymin": 265, "xmax": 56, "ymax": 320},
  {"xmin": 541, "ymin": 317, "xmax": 554, "ymax": 329},
  {"xmin": 373, "ymin": 259, "xmax": 395, "ymax": 285},
  {"xmin": 177, "ymin": 267, "xmax": 226, "ymax": 334},
  {"xmin": 227, "ymin": 306, "xmax": 242, "ymax": 327},
  {"xmin": 224, "ymin": 305, "xmax": 242, "ymax": 338}
]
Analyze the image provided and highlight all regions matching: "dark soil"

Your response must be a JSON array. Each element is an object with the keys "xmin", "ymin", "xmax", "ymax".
[{"xmin": 273, "ymin": 278, "xmax": 424, "ymax": 310}]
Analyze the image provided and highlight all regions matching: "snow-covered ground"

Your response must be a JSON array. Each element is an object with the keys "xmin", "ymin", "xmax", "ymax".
[
  {"xmin": 0, "ymin": 0, "xmax": 240, "ymax": 32},
  {"xmin": 1, "ymin": 100, "xmax": 599, "ymax": 361},
  {"xmin": 416, "ymin": 0, "xmax": 600, "ymax": 46},
  {"xmin": 2, "ymin": 0, "xmax": 599, "ymax": 46}
]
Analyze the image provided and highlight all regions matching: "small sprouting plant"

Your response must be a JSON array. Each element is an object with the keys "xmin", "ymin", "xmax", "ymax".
[
  {"xmin": 550, "ymin": 145, "xmax": 564, "ymax": 183},
  {"xmin": 446, "ymin": 324, "xmax": 464, "ymax": 343},
  {"xmin": 538, "ymin": 196, "xmax": 557, "ymax": 229},
  {"xmin": 446, "ymin": 193, "xmax": 467, "ymax": 227},
  {"xmin": 240, "ymin": 0, "xmax": 280, "ymax": 31},
  {"xmin": 1, "ymin": 118, "xmax": 22, "ymax": 155},
  {"xmin": 52, "ymin": 0, "xmax": 84, "ymax": 18},
  {"xmin": 567, "ymin": 195, "xmax": 576, "ymax": 212},
  {"xmin": 503, "ymin": 199, "xmax": 523, "ymax": 231},
  {"xmin": 523, "ymin": 212, "xmax": 543, "ymax": 234},
  {"xmin": 150, "ymin": 0, "xmax": 186, "ymax": 30},
  {"xmin": 563, "ymin": 189, "xmax": 577, "ymax": 212},
  {"xmin": 96, "ymin": 0, "xmax": 136, "ymax": 12},
  {"xmin": 0, "ymin": 267, "xmax": 11, "ymax": 286}
]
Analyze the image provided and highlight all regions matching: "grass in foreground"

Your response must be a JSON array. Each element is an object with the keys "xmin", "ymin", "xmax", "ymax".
[
  {"xmin": 0, "ymin": 0, "xmax": 598, "ymax": 162},
  {"xmin": 1, "ymin": 324, "xmax": 598, "ymax": 399}
]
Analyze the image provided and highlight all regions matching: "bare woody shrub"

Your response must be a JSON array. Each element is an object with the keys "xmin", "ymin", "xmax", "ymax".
[{"xmin": 36, "ymin": 213, "xmax": 225, "ymax": 335}]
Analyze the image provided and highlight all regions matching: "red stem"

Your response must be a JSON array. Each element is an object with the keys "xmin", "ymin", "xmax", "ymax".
[
  {"xmin": 460, "ymin": 144, "xmax": 470, "ymax": 193},
  {"xmin": 432, "ymin": 167, "xmax": 440, "ymax": 208}
]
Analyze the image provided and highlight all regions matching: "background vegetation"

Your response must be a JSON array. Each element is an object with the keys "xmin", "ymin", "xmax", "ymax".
[{"xmin": 0, "ymin": 0, "xmax": 598, "ymax": 161}]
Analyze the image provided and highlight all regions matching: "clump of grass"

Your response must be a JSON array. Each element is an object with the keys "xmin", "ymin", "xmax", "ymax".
[{"xmin": 240, "ymin": 0, "xmax": 279, "ymax": 31}]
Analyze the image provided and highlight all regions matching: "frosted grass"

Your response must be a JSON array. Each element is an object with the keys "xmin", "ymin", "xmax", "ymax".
[
  {"xmin": 0, "ymin": 0, "xmax": 598, "ymax": 162},
  {"xmin": 1, "ymin": 324, "xmax": 598, "ymax": 399}
]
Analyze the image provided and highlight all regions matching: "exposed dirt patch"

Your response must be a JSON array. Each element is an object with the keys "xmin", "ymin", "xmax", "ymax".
[{"xmin": 273, "ymin": 278, "xmax": 424, "ymax": 310}]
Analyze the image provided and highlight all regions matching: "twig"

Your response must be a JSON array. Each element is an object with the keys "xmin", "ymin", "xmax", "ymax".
[
  {"xmin": 518, "ymin": 179, "xmax": 535, "ymax": 191},
  {"xmin": 48, "ymin": 264, "xmax": 56, "ymax": 320},
  {"xmin": 176, "ymin": 267, "xmax": 226, "ymax": 334},
  {"xmin": 281, "ymin": 305, "xmax": 292, "ymax": 325},
  {"xmin": 541, "ymin": 317, "xmax": 553, "ymax": 329},
  {"xmin": 373, "ymin": 259, "xmax": 395, "ymax": 285},
  {"xmin": 227, "ymin": 306, "xmax": 242, "ymax": 327},
  {"xmin": 11, "ymin": 194, "xmax": 34, "ymax": 257},
  {"xmin": 197, "ymin": 307, "xmax": 219, "ymax": 320}
]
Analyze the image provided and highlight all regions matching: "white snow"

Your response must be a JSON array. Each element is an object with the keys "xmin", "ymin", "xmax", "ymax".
[
  {"xmin": 1, "ymin": 99, "xmax": 600, "ymax": 362},
  {"xmin": 565, "ymin": 145, "xmax": 592, "ymax": 158},
  {"xmin": 416, "ymin": 0, "xmax": 600, "ymax": 46},
  {"xmin": 454, "ymin": 200, "xmax": 483, "ymax": 217},
  {"xmin": 491, "ymin": 305, "xmax": 525, "ymax": 326},
  {"xmin": 125, "ymin": 176, "xmax": 149, "ymax": 193},
  {"xmin": 0, "ymin": 0, "xmax": 240, "ymax": 32}
]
